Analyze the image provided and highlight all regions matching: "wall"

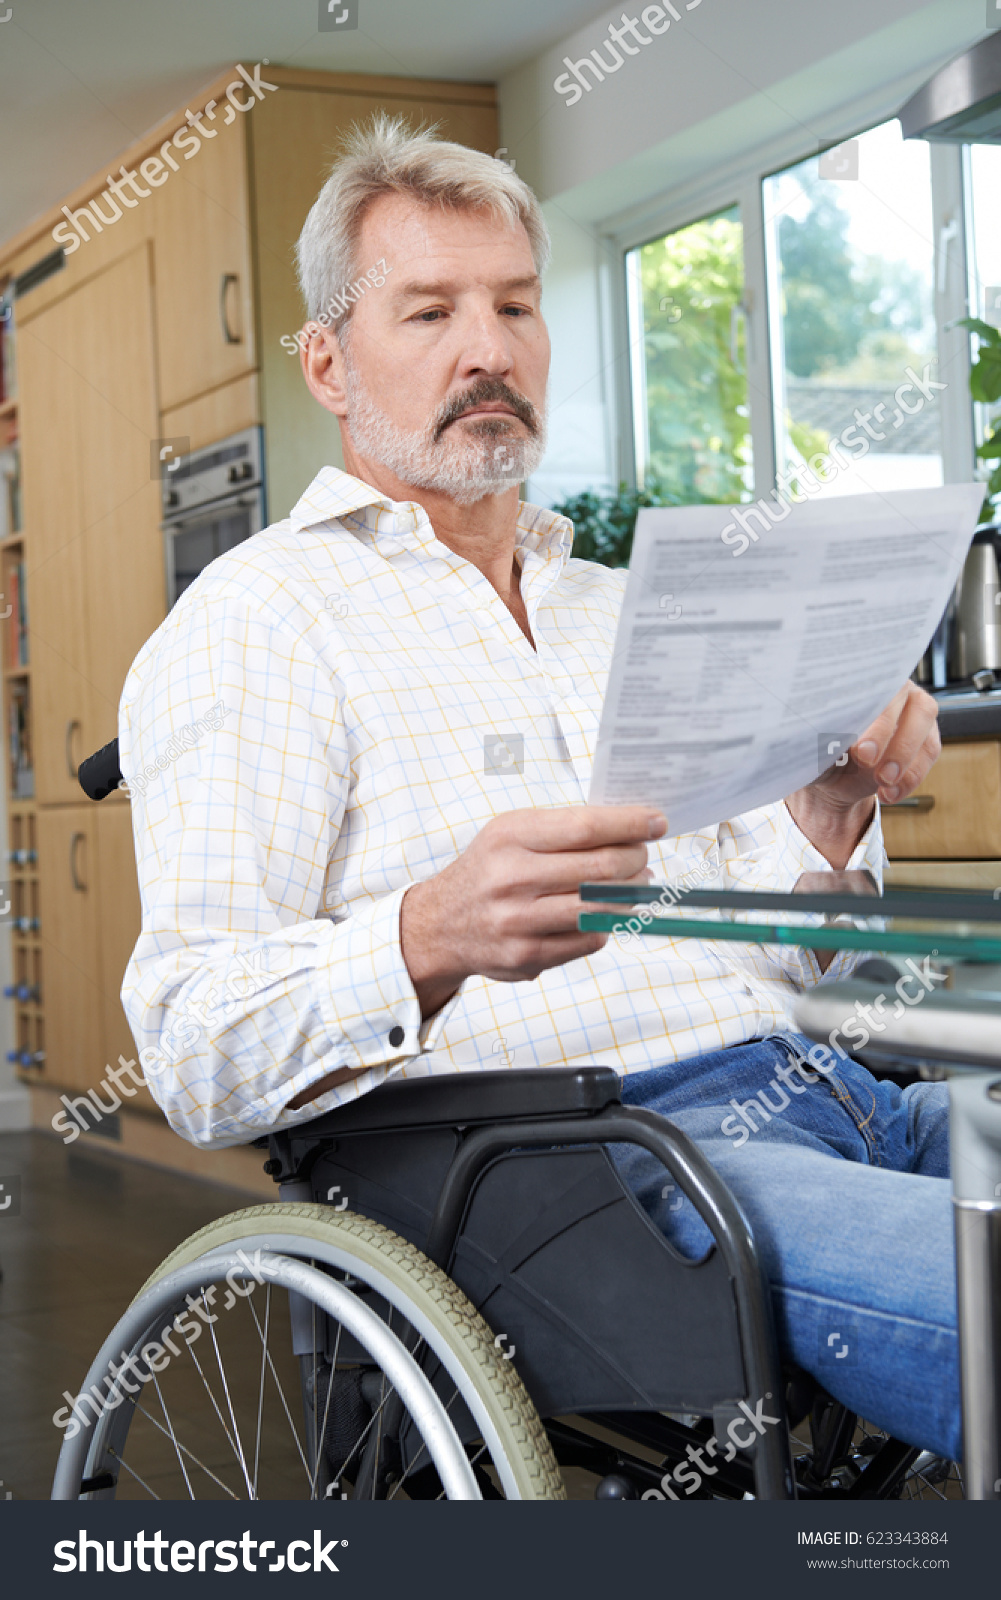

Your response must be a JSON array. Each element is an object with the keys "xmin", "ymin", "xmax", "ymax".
[{"xmin": 528, "ymin": 204, "xmax": 615, "ymax": 508}]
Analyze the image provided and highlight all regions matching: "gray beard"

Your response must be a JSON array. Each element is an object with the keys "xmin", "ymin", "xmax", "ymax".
[{"xmin": 342, "ymin": 357, "xmax": 548, "ymax": 507}]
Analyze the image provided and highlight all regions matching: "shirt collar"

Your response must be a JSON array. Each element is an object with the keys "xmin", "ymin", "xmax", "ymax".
[{"xmin": 289, "ymin": 465, "xmax": 573, "ymax": 567}]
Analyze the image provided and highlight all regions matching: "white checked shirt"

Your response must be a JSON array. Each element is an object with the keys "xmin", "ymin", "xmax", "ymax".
[{"xmin": 120, "ymin": 466, "xmax": 884, "ymax": 1149}]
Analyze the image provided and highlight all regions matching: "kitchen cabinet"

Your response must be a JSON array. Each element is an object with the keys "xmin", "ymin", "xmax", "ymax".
[
  {"xmin": 881, "ymin": 740, "xmax": 1001, "ymax": 859},
  {"xmin": 153, "ymin": 109, "xmax": 256, "ymax": 412},
  {"xmin": 35, "ymin": 807, "xmax": 102, "ymax": 1094},
  {"xmin": 96, "ymin": 800, "xmax": 155, "ymax": 1113},
  {"xmin": 17, "ymin": 243, "xmax": 163, "ymax": 799}
]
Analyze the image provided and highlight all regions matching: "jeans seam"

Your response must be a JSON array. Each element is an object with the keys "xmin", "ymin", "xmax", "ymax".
[{"xmin": 772, "ymin": 1032, "xmax": 880, "ymax": 1166}]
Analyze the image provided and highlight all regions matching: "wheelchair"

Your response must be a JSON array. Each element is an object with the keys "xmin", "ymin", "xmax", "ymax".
[{"xmin": 50, "ymin": 745, "xmax": 963, "ymax": 1502}]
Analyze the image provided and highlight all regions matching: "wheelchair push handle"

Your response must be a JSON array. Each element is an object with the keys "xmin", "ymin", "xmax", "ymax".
[{"xmin": 77, "ymin": 737, "xmax": 123, "ymax": 801}]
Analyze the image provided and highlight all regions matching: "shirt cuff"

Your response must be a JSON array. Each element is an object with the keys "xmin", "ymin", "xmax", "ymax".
[{"xmin": 278, "ymin": 883, "xmax": 466, "ymax": 1113}]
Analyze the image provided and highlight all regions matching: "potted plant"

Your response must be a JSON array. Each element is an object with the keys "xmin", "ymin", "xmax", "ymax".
[
  {"xmin": 550, "ymin": 480, "xmax": 681, "ymax": 567},
  {"xmin": 955, "ymin": 316, "xmax": 1001, "ymax": 524}
]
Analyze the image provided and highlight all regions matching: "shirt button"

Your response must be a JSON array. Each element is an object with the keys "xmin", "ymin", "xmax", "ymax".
[{"xmin": 388, "ymin": 1025, "xmax": 405, "ymax": 1048}]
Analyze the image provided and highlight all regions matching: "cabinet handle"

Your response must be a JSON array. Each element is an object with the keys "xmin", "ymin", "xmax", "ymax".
[
  {"xmin": 882, "ymin": 795, "xmax": 935, "ymax": 812},
  {"xmin": 219, "ymin": 273, "xmax": 241, "ymax": 344},
  {"xmin": 69, "ymin": 831, "xmax": 86, "ymax": 893},
  {"xmin": 65, "ymin": 719, "xmax": 81, "ymax": 780}
]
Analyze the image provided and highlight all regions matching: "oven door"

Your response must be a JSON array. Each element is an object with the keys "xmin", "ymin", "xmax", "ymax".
[{"xmin": 163, "ymin": 488, "xmax": 265, "ymax": 609}]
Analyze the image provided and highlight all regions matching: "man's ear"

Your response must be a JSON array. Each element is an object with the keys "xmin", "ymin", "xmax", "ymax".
[{"xmin": 300, "ymin": 324, "xmax": 349, "ymax": 419}]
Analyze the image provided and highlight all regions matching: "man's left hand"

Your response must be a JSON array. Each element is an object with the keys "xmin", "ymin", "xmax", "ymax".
[
  {"xmin": 786, "ymin": 681, "xmax": 940, "ymax": 874},
  {"xmin": 813, "ymin": 681, "xmax": 941, "ymax": 809}
]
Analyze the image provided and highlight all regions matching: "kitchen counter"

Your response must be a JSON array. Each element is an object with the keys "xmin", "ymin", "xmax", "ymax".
[{"xmin": 934, "ymin": 686, "xmax": 1001, "ymax": 741}]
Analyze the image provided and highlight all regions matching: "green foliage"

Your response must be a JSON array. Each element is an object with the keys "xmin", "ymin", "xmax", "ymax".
[
  {"xmin": 776, "ymin": 182, "xmax": 930, "ymax": 381},
  {"xmin": 552, "ymin": 479, "xmax": 682, "ymax": 568},
  {"xmin": 636, "ymin": 209, "xmax": 752, "ymax": 504},
  {"xmin": 955, "ymin": 317, "xmax": 1001, "ymax": 522}
]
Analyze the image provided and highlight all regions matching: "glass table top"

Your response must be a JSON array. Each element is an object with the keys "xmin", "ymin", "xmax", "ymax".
[{"xmin": 577, "ymin": 871, "xmax": 1001, "ymax": 963}]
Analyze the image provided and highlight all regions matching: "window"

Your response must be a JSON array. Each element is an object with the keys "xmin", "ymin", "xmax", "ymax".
[
  {"xmin": 626, "ymin": 206, "xmax": 752, "ymax": 504},
  {"xmin": 967, "ymin": 144, "xmax": 1001, "ymax": 513},
  {"xmin": 763, "ymin": 119, "xmax": 942, "ymax": 498}
]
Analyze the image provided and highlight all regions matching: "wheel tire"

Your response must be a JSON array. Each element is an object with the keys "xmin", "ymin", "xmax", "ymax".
[{"xmin": 104, "ymin": 1203, "xmax": 564, "ymax": 1501}]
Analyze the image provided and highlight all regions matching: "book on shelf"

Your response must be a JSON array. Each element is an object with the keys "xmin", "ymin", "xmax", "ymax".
[
  {"xmin": 8, "ymin": 678, "xmax": 32, "ymax": 798},
  {"xmin": 0, "ymin": 292, "xmax": 15, "ymax": 407},
  {"xmin": 6, "ymin": 560, "xmax": 26, "ymax": 670},
  {"xmin": 0, "ymin": 444, "xmax": 19, "ymax": 540},
  {"xmin": 7, "ymin": 562, "xmax": 17, "ymax": 671},
  {"xmin": 17, "ymin": 558, "xmax": 27, "ymax": 666}
]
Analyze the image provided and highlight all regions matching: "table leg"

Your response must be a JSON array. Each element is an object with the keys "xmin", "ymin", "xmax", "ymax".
[{"xmin": 949, "ymin": 1072, "xmax": 1001, "ymax": 1500}]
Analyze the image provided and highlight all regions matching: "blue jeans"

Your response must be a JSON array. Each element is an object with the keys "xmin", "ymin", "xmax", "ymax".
[{"xmin": 611, "ymin": 1032, "xmax": 958, "ymax": 1460}]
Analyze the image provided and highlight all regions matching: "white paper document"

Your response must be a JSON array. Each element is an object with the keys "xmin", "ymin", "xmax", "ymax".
[{"xmin": 588, "ymin": 485, "xmax": 985, "ymax": 835}]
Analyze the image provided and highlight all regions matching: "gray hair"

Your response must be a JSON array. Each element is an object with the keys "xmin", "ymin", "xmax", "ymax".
[{"xmin": 295, "ymin": 113, "xmax": 551, "ymax": 333}]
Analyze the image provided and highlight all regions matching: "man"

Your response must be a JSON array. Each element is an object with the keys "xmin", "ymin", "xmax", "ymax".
[{"xmin": 120, "ymin": 116, "xmax": 954, "ymax": 1461}]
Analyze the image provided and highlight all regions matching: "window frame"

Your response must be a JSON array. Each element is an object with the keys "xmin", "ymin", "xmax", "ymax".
[{"xmin": 604, "ymin": 111, "xmax": 976, "ymax": 504}]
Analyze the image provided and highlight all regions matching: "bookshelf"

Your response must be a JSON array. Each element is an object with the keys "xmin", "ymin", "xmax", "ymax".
[{"xmin": 0, "ymin": 271, "xmax": 40, "ymax": 1088}]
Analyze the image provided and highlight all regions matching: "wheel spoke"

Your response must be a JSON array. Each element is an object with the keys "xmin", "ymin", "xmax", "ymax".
[
  {"xmin": 107, "ymin": 1445, "xmax": 161, "ymax": 1500},
  {"xmin": 206, "ymin": 1288, "xmax": 254, "ymax": 1497},
  {"xmin": 127, "ymin": 1402, "xmax": 240, "ymax": 1499},
  {"xmin": 246, "ymin": 1284, "xmax": 312, "ymax": 1483},
  {"xmin": 334, "ymin": 1379, "xmax": 400, "ymax": 1492},
  {"xmin": 183, "ymin": 1298, "xmax": 242, "ymax": 1460},
  {"xmin": 309, "ymin": 1321, "xmax": 343, "ymax": 1502},
  {"xmin": 151, "ymin": 1372, "xmax": 194, "ymax": 1500},
  {"xmin": 252, "ymin": 1283, "xmax": 271, "ymax": 1499}
]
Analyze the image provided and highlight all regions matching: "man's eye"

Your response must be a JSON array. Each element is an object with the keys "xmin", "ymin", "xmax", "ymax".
[
  {"xmin": 501, "ymin": 305, "xmax": 529, "ymax": 317},
  {"xmin": 414, "ymin": 309, "xmax": 445, "ymax": 322}
]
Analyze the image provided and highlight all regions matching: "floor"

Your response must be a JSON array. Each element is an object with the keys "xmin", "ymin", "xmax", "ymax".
[{"xmin": 0, "ymin": 1129, "xmax": 263, "ymax": 1501}]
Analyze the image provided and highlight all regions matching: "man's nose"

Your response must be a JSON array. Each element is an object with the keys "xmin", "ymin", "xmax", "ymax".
[{"xmin": 455, "ymin": 308, "xmax": 515, "ymax": 377}]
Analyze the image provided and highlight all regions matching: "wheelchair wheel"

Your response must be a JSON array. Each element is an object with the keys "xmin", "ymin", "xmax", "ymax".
[{"xmin": 51, "ymin": 1204, "xmax": 565, "ymax": 1502}]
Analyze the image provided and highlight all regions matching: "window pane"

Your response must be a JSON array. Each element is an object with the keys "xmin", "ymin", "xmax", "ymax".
[
  {"xmin": 967, "ymin": 144, "xmax": 1001, "ymax": 518},
  {"xmin": 627, "ymin": 206, "xmax": 752, "ymax": 503},
  {"xmin": 764, "ymin": 120, "xmax": 942, "ymax": 499}
]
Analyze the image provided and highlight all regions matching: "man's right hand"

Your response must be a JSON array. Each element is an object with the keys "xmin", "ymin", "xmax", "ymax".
[{"xmin": 400, "ymin": 806, "xmax": 668, "ymax": 1017}]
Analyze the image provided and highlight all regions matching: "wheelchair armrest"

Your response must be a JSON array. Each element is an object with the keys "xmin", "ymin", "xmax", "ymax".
[{"xmin": 286, "ymin": 1065, "xmax": 622, "ymax": 1138}]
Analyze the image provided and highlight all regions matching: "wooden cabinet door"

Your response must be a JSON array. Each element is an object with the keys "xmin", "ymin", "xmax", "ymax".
[
  {"xmin": 17, "ymin": 290, "xmax": 96, "ymax": 802},
  {"xmin": 881, "ymin": 741, "xmax": 1001, "ymax": 858},
  {"xmin": 95, "ymin": 799, "xmax": 156, "ymax": 1112},
  {"xmin": 153, "ymin": 114, "xmax": 255, "ymax": 410},
  {"xmin": 36, "ymin": 807, "xmax": 103, "ymax": 1093},
  {"xmin": 19, "ymin": 245, "xmax": 164, "ymax": 798},
  {"xmin": 72, "ymin": 245, "xmax": 165, "ymax": 755}
]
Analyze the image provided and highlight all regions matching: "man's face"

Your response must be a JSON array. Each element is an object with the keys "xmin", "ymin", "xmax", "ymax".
[{"xmin": 313, "ymin": 193, "xmax": 550, "ymax": 505}]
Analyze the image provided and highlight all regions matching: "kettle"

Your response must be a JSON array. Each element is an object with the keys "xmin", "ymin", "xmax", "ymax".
[{"xmin": 949, "ymin": 524, "xmax": 1001, "ymax": 682}]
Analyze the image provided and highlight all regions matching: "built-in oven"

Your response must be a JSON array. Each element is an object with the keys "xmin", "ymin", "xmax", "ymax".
[{"xmin": 160, "ymin": 426, "xmax": 266, "ymax": 609}]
